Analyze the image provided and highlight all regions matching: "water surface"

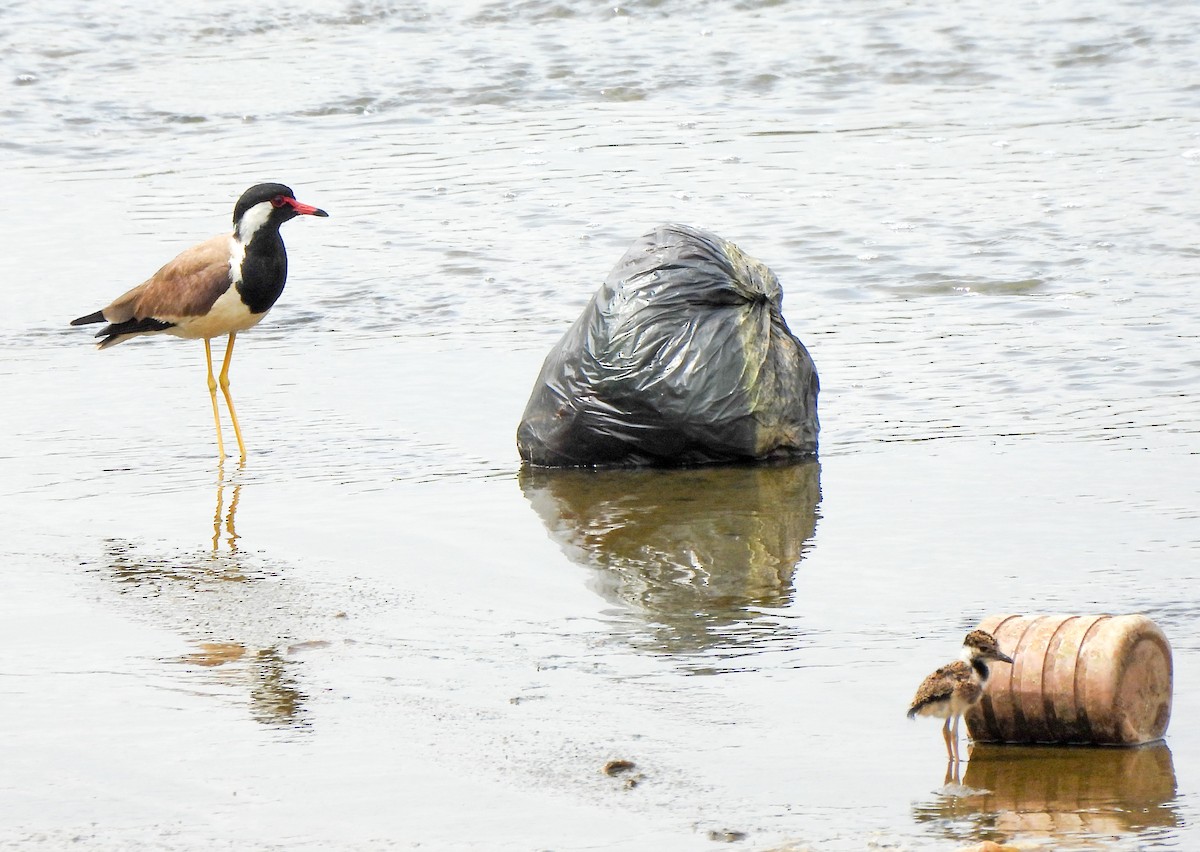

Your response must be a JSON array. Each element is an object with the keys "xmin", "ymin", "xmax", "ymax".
[{"xmin": 1, "ymin": 1, "xmax": 1198, "ymax": 849}]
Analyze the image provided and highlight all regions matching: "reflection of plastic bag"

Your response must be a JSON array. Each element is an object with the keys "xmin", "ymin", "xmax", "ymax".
[
  {"xmin": 517, "ymin": 224, "xmax": 819, "ymax": 467},
  {"xmin": 519, "ymin": 462, "xmax": 820, "ymax": 656}
]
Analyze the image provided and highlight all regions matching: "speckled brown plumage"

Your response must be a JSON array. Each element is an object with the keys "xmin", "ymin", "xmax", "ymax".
[
  {"xmin": 908, "ymin": 659, "xmax": 984, "ymax": 719},
  {"xmin": 908, "ymin": 629, "xmax": 1013, "ymax": 762}
]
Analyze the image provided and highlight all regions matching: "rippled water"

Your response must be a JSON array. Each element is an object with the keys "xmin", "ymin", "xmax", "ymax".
[{"xmin": 2, "ymin": 1, "xmax": 1199, "ymax": 850}]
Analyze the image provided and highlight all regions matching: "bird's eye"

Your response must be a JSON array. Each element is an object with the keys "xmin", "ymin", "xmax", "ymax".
[{"xmin": 271, "ymin": 195, "xmax": 287, "ymax": 208}]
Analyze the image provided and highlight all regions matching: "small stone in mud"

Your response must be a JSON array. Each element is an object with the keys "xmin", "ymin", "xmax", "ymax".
[
  {"xmin": 603, "ymin": 759, "xmax": 637, "ymax": 776},
  {"xmin": 708, "ymin": 829, "xmax": 748, "ymax": 843}
]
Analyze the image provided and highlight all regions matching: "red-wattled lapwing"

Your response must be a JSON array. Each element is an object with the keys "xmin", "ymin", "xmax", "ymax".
[
  {"xmin": 907, "ymin": 629, "xmax": 1014, "ymax": 762},
  {"xmin": 71, "ymin": 183, "xmax": 328, "ymax": 461}
]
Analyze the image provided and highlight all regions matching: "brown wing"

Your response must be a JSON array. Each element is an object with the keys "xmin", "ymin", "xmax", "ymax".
[
  {"xmin": 103, "ymin": 235, "xmax": 233, "ymax": 322},
  {"xmin": 907, "ymin": 660, "xmax": 970, "ymax": 716}
]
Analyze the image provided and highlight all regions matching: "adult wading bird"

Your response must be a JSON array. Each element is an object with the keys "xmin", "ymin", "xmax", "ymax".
[
  {"xmin": 907, "ymin": 629, "xmax": 1014, "ymax": 762},
  {"xmin": 71, "ymin": 183, "xmax": 328, "ymax": 460}
]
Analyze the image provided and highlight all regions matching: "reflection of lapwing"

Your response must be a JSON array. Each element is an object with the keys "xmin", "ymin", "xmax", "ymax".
[
  {"xmin": 71, "ymin": 183, "xmax": 328, "ymax": 460},
  {"xmin": 212, "ymin": 465, "xmax": 242, "ymax": 554},
  {"xmin": 908, "ymin": 630, "xmax": 1014, "ymax": 762}
]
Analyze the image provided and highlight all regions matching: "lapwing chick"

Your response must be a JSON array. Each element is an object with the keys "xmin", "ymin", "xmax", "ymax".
[
  {"xmin": 71, "ymin": 183, "xmax": 328, "ymax": 461},
  {"xmin": 907, "ymin": 629, "xmax": 1014, "ymax": 762}
]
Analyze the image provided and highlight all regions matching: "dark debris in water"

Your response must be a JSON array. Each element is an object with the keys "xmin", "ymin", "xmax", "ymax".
[
  {"xmin": 707, "ymin": 828, "xmax": 749, "ymax": 843},
  {"xmin": 602, "ymin": 758, "xmax": 644, "ymax": 789},
  {"xmin": 602, "ymin": 758, "xmax": 636, "ymax": 776}
]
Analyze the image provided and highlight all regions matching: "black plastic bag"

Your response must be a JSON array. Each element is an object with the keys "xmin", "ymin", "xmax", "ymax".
[{"xmin": 517, "ymin": 224, "xmax": 819, "ymax": 467}]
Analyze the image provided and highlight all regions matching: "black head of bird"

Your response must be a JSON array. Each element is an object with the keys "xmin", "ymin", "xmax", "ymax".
[{"xmin": 233, "ymin": 183, "xmax": 329, "ymax": 240}]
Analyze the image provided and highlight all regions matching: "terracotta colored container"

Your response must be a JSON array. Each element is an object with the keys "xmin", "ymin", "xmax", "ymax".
[{"xmin": 965, "ymin": 614, "xmax": 1172, "ymax": 745}]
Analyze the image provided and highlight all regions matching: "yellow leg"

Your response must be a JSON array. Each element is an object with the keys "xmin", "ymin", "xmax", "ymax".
[
  {"xmin": 942, "ymin": 717, "xmax": 955, "ymax": 761},
  {"xmin": 204, "ymin": 338, "xmax": 226, "ymax": 459},
  {"xmin": 218, "ymin": 332, "xmax": 247, "ymax": 461}
]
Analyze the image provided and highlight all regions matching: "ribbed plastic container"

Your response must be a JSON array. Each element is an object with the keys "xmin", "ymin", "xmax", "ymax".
[{"xmin": 965, "ymin": 614, "xmax": 1172, "ymax": 745}]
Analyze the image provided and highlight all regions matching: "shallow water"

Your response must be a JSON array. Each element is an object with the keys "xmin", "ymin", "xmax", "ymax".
[{"xmin": 2, "ymin": 0, "xmax": 1199, "ymax": 849}]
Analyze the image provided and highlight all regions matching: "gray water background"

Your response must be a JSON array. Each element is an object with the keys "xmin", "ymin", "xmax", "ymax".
[{"xmin": 1, "ymin": 1, "xmax": 1199, "ymax": 849}]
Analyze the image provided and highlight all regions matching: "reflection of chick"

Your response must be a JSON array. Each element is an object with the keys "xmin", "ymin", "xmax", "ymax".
[{"xmin": 908, "ymin": 630, "xmax": 1014, "ymax": 762}]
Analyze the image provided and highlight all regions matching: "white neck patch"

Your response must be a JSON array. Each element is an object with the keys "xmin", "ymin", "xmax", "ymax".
[{"xmin": 236, "ymin": 200, "xmax": 274, "ymax": 244}]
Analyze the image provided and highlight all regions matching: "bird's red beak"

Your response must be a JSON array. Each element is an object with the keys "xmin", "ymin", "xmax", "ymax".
[{"xmin": 281, "ymin": 197, "xmax": 329, "ymax": 217}]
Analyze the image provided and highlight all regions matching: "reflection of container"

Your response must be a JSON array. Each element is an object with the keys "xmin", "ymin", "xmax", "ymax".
[
  {"xmin": 963, "ymin": 742, "xmax": 1179, "ymax": 836},
  {"xmin": 966, "ymin": 614, "xmax": 1172, "ymax": 745}
]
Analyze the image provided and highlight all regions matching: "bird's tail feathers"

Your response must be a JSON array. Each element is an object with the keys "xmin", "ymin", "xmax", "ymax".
[
  {"xmin": 70, "ymin": 310, "xmax": 106, "ymax": 326},
  {"xmin": 84, "ymin": 316, "xmax": 176, "ymax": 349}
]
